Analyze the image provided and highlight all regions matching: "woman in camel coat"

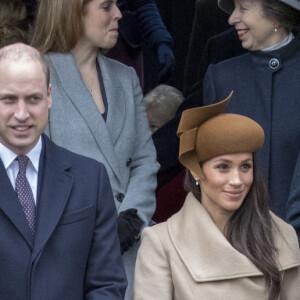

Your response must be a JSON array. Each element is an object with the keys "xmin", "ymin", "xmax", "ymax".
[{"xmin": 134, "ymin": 94, "xmax": 300, "ymax": 299}]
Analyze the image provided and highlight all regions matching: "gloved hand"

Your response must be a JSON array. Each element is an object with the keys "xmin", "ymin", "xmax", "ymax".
[
  {"xmin": 156, "ymin": 43, "xmax": 175, "ymax": 83},
  {"xmin": 117, "ymin": 209, "xmax": 143, "ymax": 255}
]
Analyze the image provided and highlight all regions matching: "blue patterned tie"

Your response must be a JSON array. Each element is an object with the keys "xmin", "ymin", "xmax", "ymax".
[{"xmin": 15, "ymin": 155, "xmax": 36, "ymax": 235}]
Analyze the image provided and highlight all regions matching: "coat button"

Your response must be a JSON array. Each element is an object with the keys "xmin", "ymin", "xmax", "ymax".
[
  {"xmin": 117, "ymin": 193, "xmax": 125, "ymax": 202},
  {"xmin": 126, "ymin": 158, "xmax": 132, "ymax": 167},
  {"xmin": 269, "ymin": 58, "xmax": 279, "ymax": 69}
]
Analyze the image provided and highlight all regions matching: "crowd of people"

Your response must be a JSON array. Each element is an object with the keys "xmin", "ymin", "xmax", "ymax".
[{"xmin": 0, "ymin": 0, "xmax": 299, "ymax": 299}]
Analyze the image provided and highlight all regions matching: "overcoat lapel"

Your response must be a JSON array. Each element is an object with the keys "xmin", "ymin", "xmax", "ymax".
[
  {"xmin": 31, "ymin": 136, "xmax": 73, "ymax": 261},
  {"xmin": 0, "ymin": 160, "xmax": 34, "ymax": 248},
  {"xmin": 98, "ymin": 54, "xmax": 126, "ymax": 145},
  {"xmin": 168, "ymin": 193, "xmax": 262, "ymax": 282},
  {"xmin": 48, "ymin": 53, "xmax": 123, "ymax": 180}
]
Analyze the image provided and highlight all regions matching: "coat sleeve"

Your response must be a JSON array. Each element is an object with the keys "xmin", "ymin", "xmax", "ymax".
[
  {"xmin": 118, "ymin": 67, "xmax": 160, "ymax": 227},
  {"xmin": 134, "ymin": 227, "xmax": 173, "ymax": 300},
  {"xmin": 133, "ymin": 0, "xmax": 173, "ymax": 48},
  {"xmin": 85, "ymin": 165, "xmax": 127, "ymax": 299},
  {"xmin": 287, "ymin": 151, "xmax": 300, "ymax": 245}
]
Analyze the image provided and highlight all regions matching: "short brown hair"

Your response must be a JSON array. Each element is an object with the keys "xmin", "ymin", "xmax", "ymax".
[
  {"xmin": 0, "ymin": 43, "xmax": 50, "ymax": 87},
  {"xmin": 31, "ymin": 0, "xmax": 92, "ymax": 53}
]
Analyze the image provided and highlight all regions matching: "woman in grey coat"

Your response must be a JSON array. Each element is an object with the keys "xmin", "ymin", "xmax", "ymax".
[{"xmin": 31, "ymin": 0, "xmax": 159, "ymax": 299}]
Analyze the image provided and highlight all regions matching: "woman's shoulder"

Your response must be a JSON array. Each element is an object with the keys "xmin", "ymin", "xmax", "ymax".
[
  {"xmin": 271, "ymin": 212, "xmax": 297, "ymax": 238},
  {"xmin": 271, "ymin": 212, "xmax": 300, "ymax": 270},
  {"xmin": 209, "ymin": 52, "xmax": 251, "ymax": 71},
  {"xmin": 99, "ymin": 53, "xmax": 135, "ymax": 74}
]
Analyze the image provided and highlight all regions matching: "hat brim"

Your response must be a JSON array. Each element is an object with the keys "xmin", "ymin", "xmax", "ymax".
[
  {"xmin": 218, "ymin": 0, "xmax": 234, "ymax": 14},
  {"xmin": 280, "ymin": 0, "xmax": 300, "ymax": 11}
]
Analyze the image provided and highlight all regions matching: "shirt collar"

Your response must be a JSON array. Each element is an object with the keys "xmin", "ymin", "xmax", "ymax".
[{"xmin": 0, "ymin": 137, "xmax": 42, "ymax": 172}]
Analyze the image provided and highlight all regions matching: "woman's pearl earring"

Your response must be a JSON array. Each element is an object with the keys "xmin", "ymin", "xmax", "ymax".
[
  {"xmin": 274, "ymin": 24, "xmax": 278, "ymax": 32},
  {"xmin": 195, "ymin": 178, "xmax": 200, "ymax": 186}
]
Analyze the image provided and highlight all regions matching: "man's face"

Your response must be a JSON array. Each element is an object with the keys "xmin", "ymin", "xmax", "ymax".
[{"xmin": 0, "ymin": 59, "xmax": 52, "ymax": 155}]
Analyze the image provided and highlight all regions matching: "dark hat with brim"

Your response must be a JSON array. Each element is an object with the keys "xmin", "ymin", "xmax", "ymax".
[
  {"xmin": 218, "ymin": 0, "xmax": 300, "ymax": 14},
  {"xmin": 177, "ymin": 91, "xmax": 265, "ymax": 179}
]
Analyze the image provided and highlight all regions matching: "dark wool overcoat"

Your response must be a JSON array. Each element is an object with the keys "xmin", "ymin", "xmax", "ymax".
[{"xmin": 203, "ymin": 34, "xmax": 300, "ymax": 220}]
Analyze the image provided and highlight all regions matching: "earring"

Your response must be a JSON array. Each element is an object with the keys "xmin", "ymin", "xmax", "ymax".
[
  {"xmin": 274, "ymin": 24, "xmax": 278, "ymax": 32},
  {"xmin": 195, "ymin": 178, "xmax": 200, "ymax": 186}
]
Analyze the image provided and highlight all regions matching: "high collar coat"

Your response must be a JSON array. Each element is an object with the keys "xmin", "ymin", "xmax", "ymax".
[
  {"xmin": 45, "ymin": 52, "xmax": 159, "ymax": 300},
  {"xmin": 203, "ymin": 34, "xmax": 300, "ymax": 221},
  {"xmin": 134, "ymin": 193, "xmax": 300, "ymax": 299}
]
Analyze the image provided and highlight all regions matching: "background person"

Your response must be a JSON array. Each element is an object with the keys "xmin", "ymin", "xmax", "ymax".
[
  {"xmin": 144, "ymin": 84, "xmax": 183, "ymax": 134},
  {"xmin": 0, "ymin": 0, "xmax": 29, "ymax": 48},
  {"xmin": 31, "ymin": 1, "xmax": 159, "ymax": 299},
  {"xmin": 134, "ymin": 94, "xmax": 300, "ymax": 300},
  {"xmin": 0, "ymin": 43, "xmax": 126, "ymax": 300},
  {"xmin": 107, "ymin": 0, "xmax": 175, "ymax": 89},
  {"xmin": 203, "ymin": 0, "xmax": 300, "ymax": 221},
  {"xmin": 143, "ymin": 84, "xmax": 186, "ymax": 222}
]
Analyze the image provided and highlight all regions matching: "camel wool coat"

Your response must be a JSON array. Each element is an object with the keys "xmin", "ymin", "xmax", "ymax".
[{"xmin": 134, "ymin": 193, "xmax": 300, "ymax": 300}]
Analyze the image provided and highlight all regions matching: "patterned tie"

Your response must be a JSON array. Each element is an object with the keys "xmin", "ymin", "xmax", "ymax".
[{"xmin": 15, "ymin": 155, "xmax": 36, "ymax": 235}]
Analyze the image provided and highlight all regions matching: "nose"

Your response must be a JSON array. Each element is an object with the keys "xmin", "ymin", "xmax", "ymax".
[
  {"xmin": 114, "ymin": 4, "xmax": 122, "ymax": 20},
  {"xmin": 228, "ymin": 8, "xmax": 240, "ymax": 25},
  {"xmin": 14, "ymin": 101, "xmax": 29, "ymax": 121},
  {"xmin": 229, "ymin": 169, "xmax": 242, "ymax": 186}
]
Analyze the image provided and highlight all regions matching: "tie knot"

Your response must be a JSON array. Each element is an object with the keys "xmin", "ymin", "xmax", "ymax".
[{"xmin": 17, "ymin": 155, "xmax": 30, "ymax": 173}]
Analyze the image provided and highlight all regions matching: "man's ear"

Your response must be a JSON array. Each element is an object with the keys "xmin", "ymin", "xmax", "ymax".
[{"xmin": 47, "ymin": 84, "xmax": 52, "ymax": 109}]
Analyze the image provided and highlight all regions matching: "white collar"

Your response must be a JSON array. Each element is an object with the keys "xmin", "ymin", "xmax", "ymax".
[
  {"xmin": 0, "ymin": 137, "xmax": 42, "ymax": 172},
  {"xmin": 262, "ymin": 32, "xmax": 294, "ymax": 52}
]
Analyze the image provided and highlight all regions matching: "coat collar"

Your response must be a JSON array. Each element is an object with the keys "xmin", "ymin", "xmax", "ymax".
[
  {"xmin": 47, "ymin": 52, "xmax": 124, "ymax": 181},
  {"xmin": 168, "ymin": 193, "xmax": 300, "ymax": 282},
  {"xmin": 0, "ymin": 135, "xmax": 73, "ymax": 254}
]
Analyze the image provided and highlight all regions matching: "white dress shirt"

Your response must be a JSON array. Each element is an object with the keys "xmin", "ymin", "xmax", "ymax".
[{"xmin": 0, "ymin": 137, "xmax": 42, "ymax": 204}]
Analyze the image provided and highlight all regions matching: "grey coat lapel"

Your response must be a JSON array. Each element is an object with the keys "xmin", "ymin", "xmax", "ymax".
[
  {"xmin": 48, "ymin": 53, "xmax": 122, "ymax": 179},
  {"xmin": 0, "ymin": 160, "xmax": 34, "ymax": 248},
  {"xmin": 98, "ymin": 54, "xmax": 126, "ymax": 145},
  {"xmin": 32, "ymin": 136, "xmax": 73, "ymax": 261}
]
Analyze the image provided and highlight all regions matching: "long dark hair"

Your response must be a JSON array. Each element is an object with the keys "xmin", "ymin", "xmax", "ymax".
[{"xmin": 184, "ymin": 157, "xmax": 281, "ymax": 300}]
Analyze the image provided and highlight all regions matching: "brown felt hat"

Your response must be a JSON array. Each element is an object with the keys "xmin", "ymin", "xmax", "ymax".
[{"xmin": 177, "ymin": 91, "xmax": 264, "ymax": 179}]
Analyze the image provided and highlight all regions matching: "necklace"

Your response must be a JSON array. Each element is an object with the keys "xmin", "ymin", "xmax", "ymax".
[{"xmin": 89, "ymin": 68, "xmax": 96, "ymax": 94}]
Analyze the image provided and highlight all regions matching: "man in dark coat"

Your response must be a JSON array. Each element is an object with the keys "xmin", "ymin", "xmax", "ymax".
[{"xmin": 0, "ymin": 43, "xmax": 127, "ymax": 300}]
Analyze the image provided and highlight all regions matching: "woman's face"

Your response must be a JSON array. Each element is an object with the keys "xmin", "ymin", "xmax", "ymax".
[
  {"xmin": 199, "ymin": 153, "xmax": 253, "ymax": 220},
  {"xmin": 228, "ymin": 0, "xmax": 285, "ymax": 50},
  {"xmin": 81, "ymin": 0, "xmax": 122, "ymax": 50}
]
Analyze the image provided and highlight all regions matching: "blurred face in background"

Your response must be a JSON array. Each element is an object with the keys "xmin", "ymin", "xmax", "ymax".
[
  {"xmin": 80, "ymin": 0, "xmax": 122, "ymax": 50},
  {"xmin": 228, "ymin": 0, "xmax": 287, "ymax": 50}
]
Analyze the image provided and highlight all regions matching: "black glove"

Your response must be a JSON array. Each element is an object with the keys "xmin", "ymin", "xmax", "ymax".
[
  {"xmin": 156, "ymin": 43, "xmax": 175, "ymax": 83},
  {"xmin": 117, "ymin": 209, "xmax": 143, "ymax": 255}
]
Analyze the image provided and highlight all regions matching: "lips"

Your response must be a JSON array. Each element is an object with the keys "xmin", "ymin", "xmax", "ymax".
[
  {"xmin": 11, "ymin": 125, "xmax": 33, "ymax": 135},
  {"xmin": 236, "ymin": 29, "xmax": 249, "ymax": 39},
  {"xmin": 13, "ymin": 126, "xmax": 32, "ymax": 131},
  {"xmin": 224, "ymin": 190, "xmax": 244, "ymax": 198}
]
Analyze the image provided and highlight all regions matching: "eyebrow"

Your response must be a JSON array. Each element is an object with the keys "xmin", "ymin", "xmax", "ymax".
[{"xmin": 213, "ymin": 158, "xmax": 253, "ymax": 163}]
